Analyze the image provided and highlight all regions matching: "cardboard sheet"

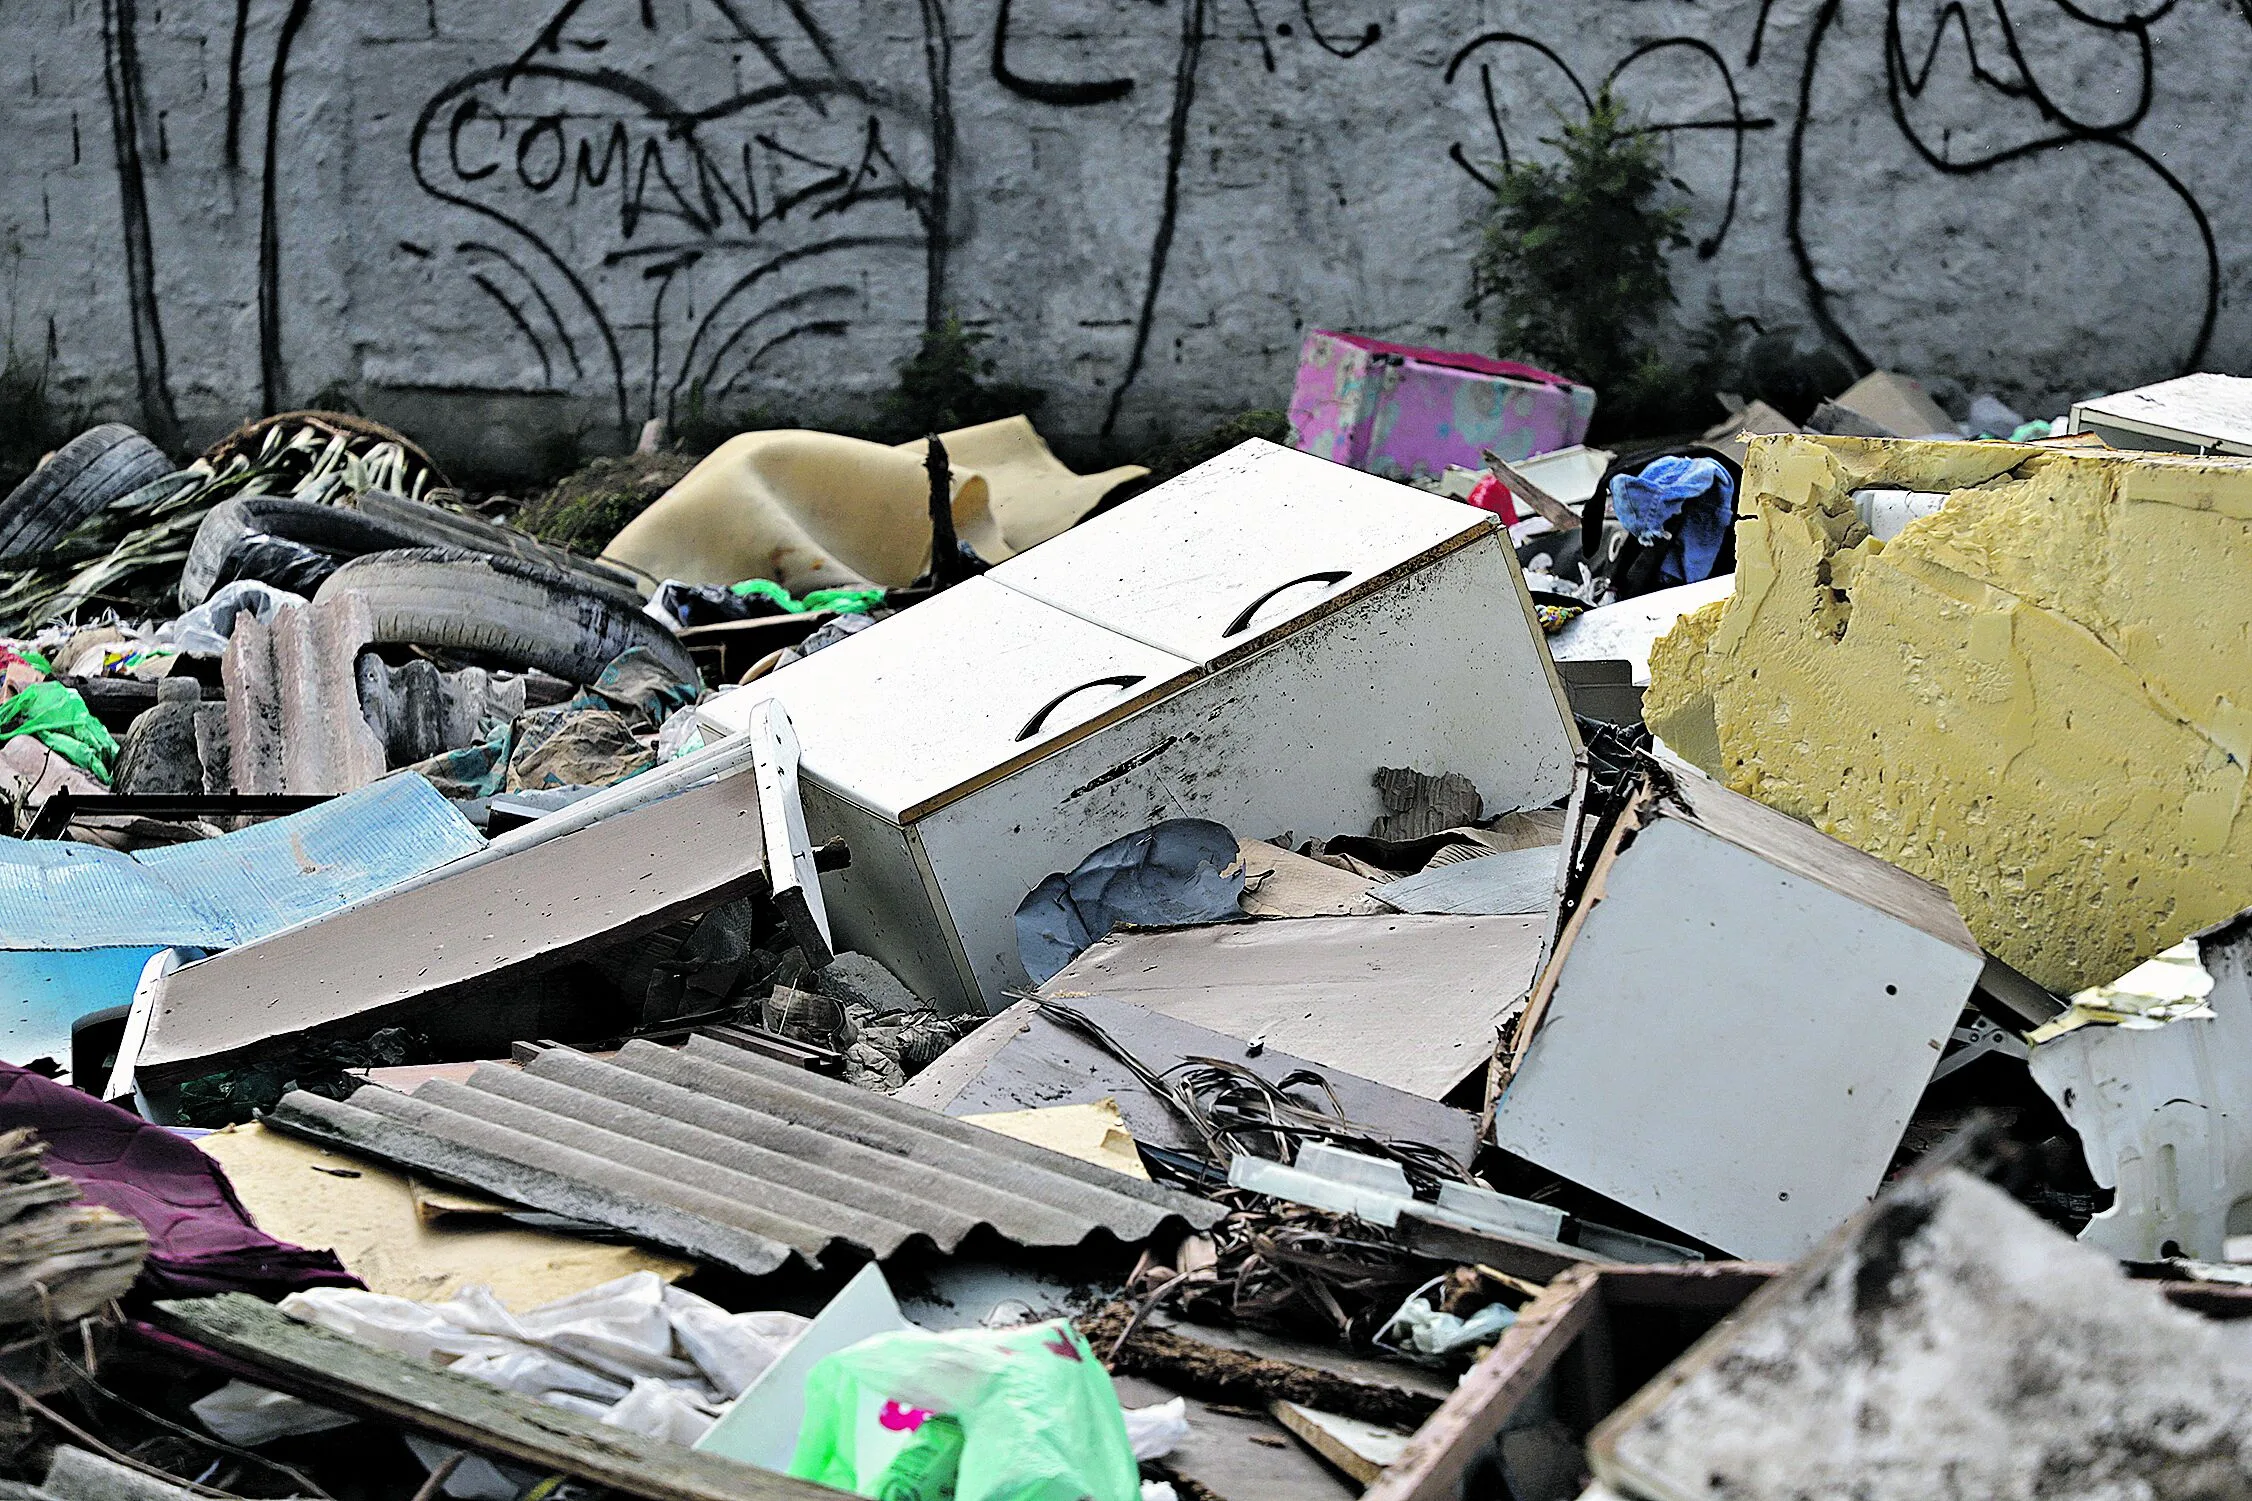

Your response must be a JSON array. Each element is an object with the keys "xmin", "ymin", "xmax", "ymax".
[
  {"xmin": 1041, "ymin": 914, "xmax": 1545, "ymax": 1099},
  {"xmin": 198, "ymin": 1122, "xmax": 691, "ymax": 1305}
]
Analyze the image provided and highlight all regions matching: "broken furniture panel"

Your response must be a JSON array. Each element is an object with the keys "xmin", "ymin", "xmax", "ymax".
[
  {"xmin": 895, "ymin": 992, "xmax": 1481, "ymax": 1165},
  {"xmin": 701, "ymin": 440, "xmax": 1576, "ymax": 1012},
  {"xmin": 2029, "ymin": 912, "xmax": 2252, "ymax": 1261},
  {"xmin": 0, "ymin": 774, "xmax": 483, "ymax": 1071},
  {"xmin": 131, "ymin": 762, "xmax": 781, "ymax": 1084},
  {"xmin": 2068, "ymin": 371, "xmax": 2252, "ymax": 455},
  {"xmin": 1587, "ymin": 1168, "xmax": 2252, "ymax": 1501},
  {"xmin": 1491, "ymin": 769, "xmax": 1985, "ymax": 1260},
  {"xmin": 1043, "ymin": 914, "xmax": 1546, "ymax": 1100}
]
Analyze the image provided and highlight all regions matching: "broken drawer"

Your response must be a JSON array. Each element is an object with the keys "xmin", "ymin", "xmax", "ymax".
[
  {"xmin": 985, "ymin": 438, "xmax": 1491, "ymax": 667},
  {"xmin": 706, "ymin": 531, "xmax": 1574, "ymax": 1012}
]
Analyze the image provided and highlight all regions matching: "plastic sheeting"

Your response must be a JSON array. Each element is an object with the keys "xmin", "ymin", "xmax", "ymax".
[{"xmin": 0, "ymin": 772, "xmax": 483, "ymax": 951}]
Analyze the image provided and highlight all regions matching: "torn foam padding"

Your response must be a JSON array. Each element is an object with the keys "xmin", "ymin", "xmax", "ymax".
[{"xmin": 1646, "ymin": 433, "xmax": 2252, "ymax": 994}]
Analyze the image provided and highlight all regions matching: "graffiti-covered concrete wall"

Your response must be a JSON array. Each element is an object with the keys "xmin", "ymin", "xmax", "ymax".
[{"xmin": 5, "ymin": 0, "xmax": 2251, "ymax": 468}]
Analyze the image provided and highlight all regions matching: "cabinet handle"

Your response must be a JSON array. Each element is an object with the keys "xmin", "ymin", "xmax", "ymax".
[
  {"xmin": 1220, "ymin": 570, "xmax": 1351, "ymax": 638},
  {"xmin": 1015, "ymin": 675, "xmax": 1147, "ymax": 742}
]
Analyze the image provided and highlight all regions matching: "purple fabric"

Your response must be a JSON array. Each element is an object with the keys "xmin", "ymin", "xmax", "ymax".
[{"xmin": 0, "ymin": 1064, "xmax": 358, "ymax": 1300}]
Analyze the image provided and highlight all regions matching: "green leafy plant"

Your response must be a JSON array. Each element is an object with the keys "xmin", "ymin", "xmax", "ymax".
[
  {"xmin": 1469, "ymin": 90, "xmax": 1721, "ymax": 435},
  {"xmin": 672, "ymin": 378, "xmax": 782, "ymax": 455},
  {"xmin": 882, "ymin": 313, "xmax": 1046, "ymax": 440}
]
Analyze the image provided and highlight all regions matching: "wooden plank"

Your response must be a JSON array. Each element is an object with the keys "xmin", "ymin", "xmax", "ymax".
[
  {"xmin": 136, "ymin": 770, "xmax": 772, "ymax": 1084},
  {"xmin": 1271, "ymin": 1401, "xmax": 1414, "ymax": 1484},
  {"xmin": 1362, "ymin": 1265, "xmax": 1606, "ymax": 1501},
  {"xmin": 149, "ymin": 1295, "xmax": 840, "ymax": 1501}
]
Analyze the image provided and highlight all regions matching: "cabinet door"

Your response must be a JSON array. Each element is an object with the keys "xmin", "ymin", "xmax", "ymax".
[
  {"xmin": 986, "ymin": 439, "xmax": 1492, "ymax": 667},
  {"xmin": 919, "ymin": 534, "xmax": 1576, "ymax": 1007},
  {"xmin": 698, "ymin": 578, "xmax": 1197, "ymax": 822}
]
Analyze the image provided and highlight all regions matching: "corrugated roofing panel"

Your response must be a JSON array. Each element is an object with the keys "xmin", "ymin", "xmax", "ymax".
[{"xmin": 265, "ymin": 1035, "xmax": 1220, "ymax": 1277}]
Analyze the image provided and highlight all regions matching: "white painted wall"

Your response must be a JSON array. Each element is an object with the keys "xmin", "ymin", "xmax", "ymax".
[{"xmin": 5, "ymin": 0, "xmax": 2250, "ymax": 469}]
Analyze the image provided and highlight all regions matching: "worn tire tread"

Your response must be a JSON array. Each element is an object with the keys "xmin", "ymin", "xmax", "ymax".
[
  {"xmin": 316, "ymin": 546, "xmax": 695, "ymax": 685},
  {"xmin": 0, "ymin": 425, "xmax": 173, "ymax": 559}
]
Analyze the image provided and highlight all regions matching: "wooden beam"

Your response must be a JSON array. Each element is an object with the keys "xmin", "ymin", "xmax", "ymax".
[{"xmin": 149, "ymin": 1295, "xmax": 841, "ymax": 1501}]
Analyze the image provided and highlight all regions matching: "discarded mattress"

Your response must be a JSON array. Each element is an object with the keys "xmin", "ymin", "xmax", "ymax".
[
  {"xmin": 0, "ymin": 1062, "xmax": 355, "ymax": 1299},
  {"xmin": 1647, "ymin": 433, "xmax": 2252, "ymax": 994},
  {"xmin": 263, "ymin": 1036, "xmax": 1221, "ymax": 1276},
  {"xmin": 600, "ymin": 429, "xmax": 1003, "ymax": 592}
]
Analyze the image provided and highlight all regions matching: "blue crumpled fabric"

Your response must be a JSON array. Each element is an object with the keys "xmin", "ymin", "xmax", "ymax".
[{"xmin": 1608, "ymin": 455, "xmax": 1736, "ymax": 587}]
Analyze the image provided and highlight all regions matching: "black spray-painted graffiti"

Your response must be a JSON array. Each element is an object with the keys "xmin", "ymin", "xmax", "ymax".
[
  {"xmin": 406, "ymin": 0, "xmax": 943, "ymax": 436},
  {"xmin": 89, "ymin": 0, "xmax": 2244, "ymax": 441}
]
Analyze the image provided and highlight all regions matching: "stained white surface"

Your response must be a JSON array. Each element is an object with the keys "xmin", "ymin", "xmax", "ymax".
[
  {"xmin": 987, "ymin": 441, "xmax": 1487, "ymax": 664},
  {"xmin": 1492, "ymin": 815, "xmax": 1982, "ymax": 1259},
  {"xmin": 700, "ymin": 578, "xmax": 1197, "ymax": 820},
  {"xmin": 920, "ymin": 538, "xmax": 1574, "ymax": 1009},
  {"xmin": 2071, "ymin": 374, "xmax": 2252, "ymax": 454},
  {"xmin": 2029, "ymin": 926, "xmax": 2252, "ymax": 1261}
]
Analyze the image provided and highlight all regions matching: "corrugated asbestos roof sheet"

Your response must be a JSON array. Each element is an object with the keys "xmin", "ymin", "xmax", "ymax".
[{"xmin": 265, "ymin": 1035, "xmax": 1221, "ymax": 1277}]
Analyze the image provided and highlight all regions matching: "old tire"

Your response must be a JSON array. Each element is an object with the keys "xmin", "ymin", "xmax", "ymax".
[
  {"xmin": 179, "ymin": 496, "xmax": 444, "ymax": 608},
  {"xmin": 0, "ymin": 425, "xmax": 174, "ymax": 559},
  {"xmin": 316, "ymin": 547, "xmax": 697, "ymax": 685}
]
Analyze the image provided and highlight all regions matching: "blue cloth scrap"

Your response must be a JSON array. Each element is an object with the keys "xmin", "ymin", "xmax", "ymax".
[{"xmin": 1608, "ymin": 455, "xmax": 1736, "ymax": 587}]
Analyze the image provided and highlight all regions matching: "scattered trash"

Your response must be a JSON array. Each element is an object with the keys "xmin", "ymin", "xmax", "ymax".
[{"xmin": 6, "ymin": 353, "xmax": 2248, "ymax": 1500}]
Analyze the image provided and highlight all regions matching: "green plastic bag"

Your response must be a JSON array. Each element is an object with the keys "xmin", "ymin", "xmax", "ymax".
[
  {"xmin": 787, "ymin": 1319, "xmax": 1140, "ymax": 1501},
  {"xmin": 0, "ymin": 681, "xmax": 117, "ymax": 780},
  {"xmin": 730, "ymin": 577, "xmax": 885, "ymax": 616}
]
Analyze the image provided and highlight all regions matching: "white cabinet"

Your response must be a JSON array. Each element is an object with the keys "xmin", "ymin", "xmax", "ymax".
[{"xmin": 700, "ymin": 441, "xmax": 1577, "ymax": 1013}]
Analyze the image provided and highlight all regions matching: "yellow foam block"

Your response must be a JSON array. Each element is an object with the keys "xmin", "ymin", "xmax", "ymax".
[{"xmin": 1646, "ymin": 433, "xmax": 2252, "ymax": 993}]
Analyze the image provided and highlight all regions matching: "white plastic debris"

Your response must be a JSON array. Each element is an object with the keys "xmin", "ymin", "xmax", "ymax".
[
  {"xmin": 1122, "ymin": 1396, "xmax": 1190, "ymax": 1460},
  {"xmin": 188, "ymin": 1379, "xmax": 355, "ymax": 1446},
  {"xmin": 276, "ymin": 1272, "xmax": 809, "ymax": 1452}
]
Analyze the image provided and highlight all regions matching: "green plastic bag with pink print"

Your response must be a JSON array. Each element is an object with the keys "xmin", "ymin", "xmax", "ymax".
[{"xmin": 787, "ymin": 1318, "xmax": 1140, "ymax": 1501}]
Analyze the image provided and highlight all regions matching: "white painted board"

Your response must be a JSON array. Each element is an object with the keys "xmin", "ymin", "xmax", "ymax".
[
  {"xmin": 1491, "ymin": 814, "xmax": 1982, "ymax": 1260},
  {"xmin": 986, "ymin": 439, "xmax": 1488, "ymax": 665},
  {"xmin": 1548, "ymin": 574, "xmax": 1734, "ymax": 686},
  {"xmin": 2070, "ymin": 372, "xmax": 2252, "ymax": 455},
  {"xmin": 1042, "ymin": 914, "xmax": 1546, "ymax": 1099},
  {"xmin": 694, "ymin": 1262, "xmax": 907, "ymax": 1472},
  {"xmin": 698, "ymin": 578, "xmax": 1196, "ymax": 821}
]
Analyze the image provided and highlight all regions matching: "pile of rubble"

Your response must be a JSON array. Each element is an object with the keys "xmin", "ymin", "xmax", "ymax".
[{"xmin": 3, "ymin": 346, "xmax": 2252, "ymax": 1500}]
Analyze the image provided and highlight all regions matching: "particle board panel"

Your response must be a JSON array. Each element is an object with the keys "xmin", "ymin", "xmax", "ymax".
[
  {"xmin": 1041, "ymin": 914, "xmax": 1546, "ymax": 1100},
  {"xmin": 136, "ymin": 772, "xmax": 771, "ymax": 1083}
]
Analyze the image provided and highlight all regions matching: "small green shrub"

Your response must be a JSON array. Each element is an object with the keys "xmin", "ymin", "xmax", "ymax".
[
  {"xmin": 1139, "ymin": 409, "xmax": 1291, "ymax": 486},
  {"xmin": 881, "ymin": 313, "xmax": 1046, "ymax": 441},
  {"xmin": 1469, "ymin": 90, "xmax": 1728, "ymax": 436}
]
